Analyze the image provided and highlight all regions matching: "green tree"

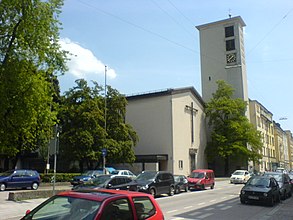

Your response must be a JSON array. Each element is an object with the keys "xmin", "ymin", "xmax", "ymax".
[
  {"xmin": 205, "ymin": 80, "xmax": 262, "ymax": 175},
  {"xmin": 0, "ymin": 0, "xmax": 67, "ymax": 167},
  {"xmin": 59, "ymin": 79, "xmax": 138, "ymax": 171}
]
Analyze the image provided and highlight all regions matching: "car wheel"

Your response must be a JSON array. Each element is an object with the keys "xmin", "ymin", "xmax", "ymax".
[
  {"xmin": 240, "ymin": 198, "xmax": 246, "ymax": 204},
  {"xmin": 169, "ymin": 186, "xmax": 175, "ymax": 196},
  {"xmin": 201, "ymin": 184, "xmax": 205, "ymax": 190},
  {"xmin": 149, "ymin": 188, "xmax": 156, "ymax": 197},
  {"xmin": 281, "ymin": 191, "xmax": 286, "ymax": 200},
  {"xmin": 184, "ymin": 185, "xmax": 188, "ymax": 192},
  {"xmin": 268, "ymin": 196, "xmax": 274, "ymax": 207},
  {"xmin": 31, "ymin": 182, "xmax": 39, "ymax": 190},
  {"xmin": 175, "ymin": 187, "xmax": 180, "ymax": 194},
  {"xmin": 210, "ymin": 184, "xmax": 214, "ymax": 189},
  {"xmin": 0, "ymin": 183, "xmax": 6, "ymax": 191},
  {"xmin": 276, "ymin": 193, "xmax": 281, "ymax": 203}
]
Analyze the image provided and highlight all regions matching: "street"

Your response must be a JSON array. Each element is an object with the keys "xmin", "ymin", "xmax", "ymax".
[{"xmin": 0, "ymin": 180, "xmax": 291, "ymax": 220}]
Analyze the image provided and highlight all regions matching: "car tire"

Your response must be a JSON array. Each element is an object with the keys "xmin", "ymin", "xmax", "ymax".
[
  {"xmin": 268, "ymin": 197, "xmax": 274, "ymax": 207},
  {"xmin": 0, "ymin": 183, "xmax": 6, "ymax": 191},
  {"xmin": 184, "ymin": 185, "xmax": 188, "ymax": 192},
  {"xmin": 210, "ymin": 184, "xmax": 214, "ymax": 189},
  {"xmin": 31, "ymin": 182, "xmax": 39, "ymax": 190},
  {"xmin": 240, "ymin": 198, "xmax": 246, "ymax": 204},
  {"xmin": 201, "ymin": 184, "xmax": 205, "ymax": 190},
  {"xmin": 175, "ymin": 187, "xmax": 180, "ymax": 194},
  {"xmin": 169, "ymin": 186, "xmax": 175, "ymax": 196},
  {"xmin": 149, "ymin": 188, "xmax": 156, "ymax": 197}
]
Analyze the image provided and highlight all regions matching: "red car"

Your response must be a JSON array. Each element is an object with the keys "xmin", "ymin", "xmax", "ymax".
[
  {"xmin": 187, "ymin": 169, "xmax": 215, "ymax": 190},
  {"xmin": 21, "ymin": 188, "xmax": 164, "ymax": 220}
]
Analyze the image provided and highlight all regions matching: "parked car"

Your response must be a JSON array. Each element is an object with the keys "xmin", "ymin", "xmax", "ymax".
[
  {"xmin": 263, "ymin": 172, "xmax": 292, "ymax": 200},
  {"xmin": 73, "ymin": 174, "xmax": 137, "ymax": 191},
  {"xmin": 70, "ymin": 170, "xmax": 104, "ymax": 186},
  {"xmin": 230, "ymin": 170, "xmax": 251, "ymax": 184},
  {"xmin": 111, "ymin": 169, "xmax": 137, "ymax": 179},
  {"xmin": 135, "ymin": 170, "xmax": 175, "ymax": 197},
  {"xmin": 96, "ymin": 167, "xmax": 116, "ymax": 174},
  {"xmin": 240, "ymin": 175, "xmax": 280, "ymax": 206},
  {"xmin": 174, "ymin": 175, "xmax": 188, "ymax": 194},
  {"xmin": 0, "ymin": 169, "xmax": 40, "ymax": 191},
  {"xmin": 187, "ymin": 169, "xmax": 215, "ymax": 190},
  {"xmin": 21, "ymin": 188, "xmax": 165, "ymax": 220}
]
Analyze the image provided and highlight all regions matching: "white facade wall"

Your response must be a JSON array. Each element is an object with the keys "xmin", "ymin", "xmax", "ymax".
[{"xmin": 126, "ymin": 88, "xmax": 207, "ymax": 175}]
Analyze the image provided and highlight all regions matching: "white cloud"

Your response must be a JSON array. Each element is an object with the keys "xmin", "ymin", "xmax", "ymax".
[{"xmin": 59, "ymin": 38, "xmax": 117, "ymax": 79}]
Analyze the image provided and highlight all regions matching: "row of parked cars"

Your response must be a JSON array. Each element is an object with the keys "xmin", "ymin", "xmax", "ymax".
[
  {"xmin": 20, "ymin": 168, "xmax": 216, "ymax": 220},
  {"xmin": 232, "ymin": 169, "xmax": 293, "ymax": 206},
  {"xmin": 70, "ymin": 168, "xmax": 216, "ymax": 197}
]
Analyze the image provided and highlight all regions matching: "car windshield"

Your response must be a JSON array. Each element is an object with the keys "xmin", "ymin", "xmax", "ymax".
[
  {"xmin": 90, "ymin": 175, "xmax": 112, "ymax": 185},
  {"xmin": 0, "ymin": 170, "xmax": 14, "ymax": 177},
  {"xmin": 136, "ymin": 171, "xmax": 156, "ymax": 181},
  {"xmin": 189, "ymin": 172, "xmax": 204, "ymax": 178},
  {"xmin": 264, "ymin": 173, "xmax": 282, "ymax": 182},
  {"xmin": 22, "ymin": 195, "xmax": 101, "ymax": 220},
  {"xmin": 111, "ymin": 171, "xmax": 120, "ymax": 175},
  {"xmin": 247, "ymin": 177, "xmax": 270, "ymax": 187},
  {"xmin": 233, "ymin": 171, "xmax": 245, "ymax": 175},
  {"xmin": 82, "ymin": 171, "xmax": 96, "ymax": 176}
]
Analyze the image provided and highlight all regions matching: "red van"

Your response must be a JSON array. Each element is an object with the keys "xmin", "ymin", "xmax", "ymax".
[{"xmin": 187, "ymin": 169, "xmax": 215, "ymax": 190}]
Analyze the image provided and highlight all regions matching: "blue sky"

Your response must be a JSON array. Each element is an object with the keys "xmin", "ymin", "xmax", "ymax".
[{"xmin": 58, "ymin": 0, "xmax": 293, "ymax": 131}]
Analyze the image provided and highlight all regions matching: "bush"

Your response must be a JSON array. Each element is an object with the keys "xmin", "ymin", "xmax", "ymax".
[{"xmin": 40, "ymin": 173, "xmax": 80, "ymax": 183}]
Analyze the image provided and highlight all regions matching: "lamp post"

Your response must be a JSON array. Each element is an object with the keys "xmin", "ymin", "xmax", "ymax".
[{"xmin": 103, "ymin": 65, "xmax": 107, "ymax": 174}]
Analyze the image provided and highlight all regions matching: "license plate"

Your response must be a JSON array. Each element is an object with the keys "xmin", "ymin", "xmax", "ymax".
[{"xmin": 248, "ymin": 196, "xmax": 259, "ymax": 200}]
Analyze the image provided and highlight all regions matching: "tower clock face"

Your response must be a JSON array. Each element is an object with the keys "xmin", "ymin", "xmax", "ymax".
[{"xmin": 226, "ymin": 53, "xmax": 236, "ymax": 63}]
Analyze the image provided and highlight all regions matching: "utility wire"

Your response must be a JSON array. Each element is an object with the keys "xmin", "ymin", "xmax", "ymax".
[
  {"xmin": 78, "ymin": 0, "xmax": 198, "ymax": 54},
  {"xmin": 247, "ymin": 8, "xmax": 293, "ymax": 55}
]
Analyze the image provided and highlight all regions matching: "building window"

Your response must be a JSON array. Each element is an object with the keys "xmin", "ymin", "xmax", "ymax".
[
  {"xmin": 225, "ymin": 26, "xmax": 234, "ymax": 37},
  {"xmin": 179, "ymin": 160, "xmax": 183, "ymax": 170},
  {"xmin": 226, "ymin": 39, "xmax": 235, "ymax": 51}
]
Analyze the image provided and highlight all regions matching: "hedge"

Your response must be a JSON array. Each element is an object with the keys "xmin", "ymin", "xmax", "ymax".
[{"xmin": 40, "ymin": 173, "xmax": 81, "ymax": 183}]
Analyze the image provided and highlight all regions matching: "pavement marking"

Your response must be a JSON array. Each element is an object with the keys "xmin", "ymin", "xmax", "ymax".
[
  {"xmin": 167, "ymin": 210, "xmax": 178, "ymax": 214},
  {"xmin": 198, "ymin": 202, "xmax": 206, "ymax": 206},
  {"xmin": 204, "ymin": 207, "xmax": 215, "ymax": 211},
  {"xmin": 183, "ymin": 206, "xmax": 193, "ymax": 209},
  {"xmin": 209, "ymin": 199, "xmax": 216, "ymax": 202},
  {"xmin": 216, "ymin": 204, "xmax": 225, "ymax": 207},
  {"xmin": 220, "ymin": 205, "xmax": 232, "ymax": 210},
  {"xmin": 198, "ymin": 213, "xmax": 214, "ymax": 219}
]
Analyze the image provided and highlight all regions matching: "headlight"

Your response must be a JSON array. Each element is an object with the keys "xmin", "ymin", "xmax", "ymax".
[
  {"xmin": 241, "ymin": 190, "xmax": 245, "ymax": 194},
  {"xmin": 141, "ymin": 185, "xmax": 148, "ymax": 190},
  {"xmin": 264, "ymin": 193, "xmax": 268, "ymax": 197}
]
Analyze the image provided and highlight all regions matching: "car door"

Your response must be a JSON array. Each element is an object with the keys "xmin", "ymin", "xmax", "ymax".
[{"xmin": 9, "ymin": 170, "xmax": 26, "ymax": 188}]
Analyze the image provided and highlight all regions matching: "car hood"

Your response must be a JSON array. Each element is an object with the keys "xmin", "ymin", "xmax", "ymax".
[
  {"xmin": 187, "ymin": 177, "xmax": 201, "ymax": 183},
  {"xmin": 242, "ymin": 185, "xmax": 271, "ymax": 193},
  {"xmin": 134, "ymin": 179, "xmax": 153, "ymax": 186},
  {"xmin": 73, "ymin": 175, "xmax": 92, "ymax": 180}
]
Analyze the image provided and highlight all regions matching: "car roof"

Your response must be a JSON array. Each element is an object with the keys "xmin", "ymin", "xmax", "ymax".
[{"xmin": 60, "ymin": 189, "xmax": 152, "ymax": 202}]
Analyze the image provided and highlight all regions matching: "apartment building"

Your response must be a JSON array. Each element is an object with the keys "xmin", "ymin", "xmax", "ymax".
[{"xmin": 249, "ymin": 100, "xmax": 276, "ymax": 172}]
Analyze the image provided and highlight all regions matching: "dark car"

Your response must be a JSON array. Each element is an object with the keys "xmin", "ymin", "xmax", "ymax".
[
  {"xmin": 240, "ymin": 175, "xmax": 280, "ymax": 206},
  {"xmin": 21, "ymin": 189, "xmax": 165, "ymax": 220},
  {"xmin": 73, "ymin": 174, "xmax": 137, "ymax": 191},
  {"xmin": 135, "ymin": 171, "xmax": 175, "ymax": 197},
  {"xmin": 174, "ymin": 175, "xmax": 188, "ymax": 194},
  {"xmin": 0, "ymin": 169, "xmax": 40, "ymax": 191},
  {"xmin": 263, "ymin": 172, "xmax": 292, "ymax": 200},
  {"xmin": 70, "ymin": 170, "xmax": 104, "ymax": 186}
]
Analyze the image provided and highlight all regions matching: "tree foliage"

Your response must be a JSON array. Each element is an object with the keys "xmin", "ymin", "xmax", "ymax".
[
  {"xmin": 0, "ymin": 0, "xmax": 67, "ymax": 163},
  {"xmin": 59, "ymin": 79, "xmax": 138, "ymax": 171},
  {"xmin": 205, "ymin": 80, "xmax": 262, "ymax": 171}
]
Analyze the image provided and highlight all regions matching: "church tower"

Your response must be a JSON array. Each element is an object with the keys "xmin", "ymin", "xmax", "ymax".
[{"xmin": 196, "ymin": 16, "xmax": 249, "ymax": 104}]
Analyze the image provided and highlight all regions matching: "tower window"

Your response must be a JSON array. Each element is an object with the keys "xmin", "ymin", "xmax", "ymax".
[
  {"xmin": 226, "ymin": 39, "xmax": 235, "ymax": 51},
  {"xmin": 225, "ymin": 26, "xmax": 234, "ymax": 37}
]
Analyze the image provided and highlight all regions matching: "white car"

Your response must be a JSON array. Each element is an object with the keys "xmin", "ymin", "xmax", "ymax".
[
  {"xmin": 230, "ymin": 170, "xmax": 251, "ymax": 184},
  {"xmin": 111, "ymin": 169, "xmax": 137, "ymax": 179}
]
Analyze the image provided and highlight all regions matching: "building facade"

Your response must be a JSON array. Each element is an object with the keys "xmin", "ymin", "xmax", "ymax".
[
  {"xmin": 196, "ymin": 16, "xmax": 249, "ymax": 106},
  {"xmin": 125, "ymin": 87, "xmax": 207, "ymax": 176},
  {"xmin": 249, "ymin": 100, "xmax": 276, "ymax": 172}
]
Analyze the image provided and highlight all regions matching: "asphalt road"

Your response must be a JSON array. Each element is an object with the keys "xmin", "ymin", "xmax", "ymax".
[{"xmin": 1, "ymin": 180, "xmax": 293, "ymax": 220}]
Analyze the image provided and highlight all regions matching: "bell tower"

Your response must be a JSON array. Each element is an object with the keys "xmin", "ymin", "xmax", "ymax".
[{"xmin": 196, "ymin": 16, "xmax": 249, "ymax": 105}]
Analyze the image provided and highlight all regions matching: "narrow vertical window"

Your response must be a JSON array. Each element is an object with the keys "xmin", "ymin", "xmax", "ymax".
[
  {"xmin": 179, "ymin": 160, "xmax": 183, "ymax": 169},
  {"xmin": 225, "ymin": 26, "xmax": 234, "ymax": 37}
]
